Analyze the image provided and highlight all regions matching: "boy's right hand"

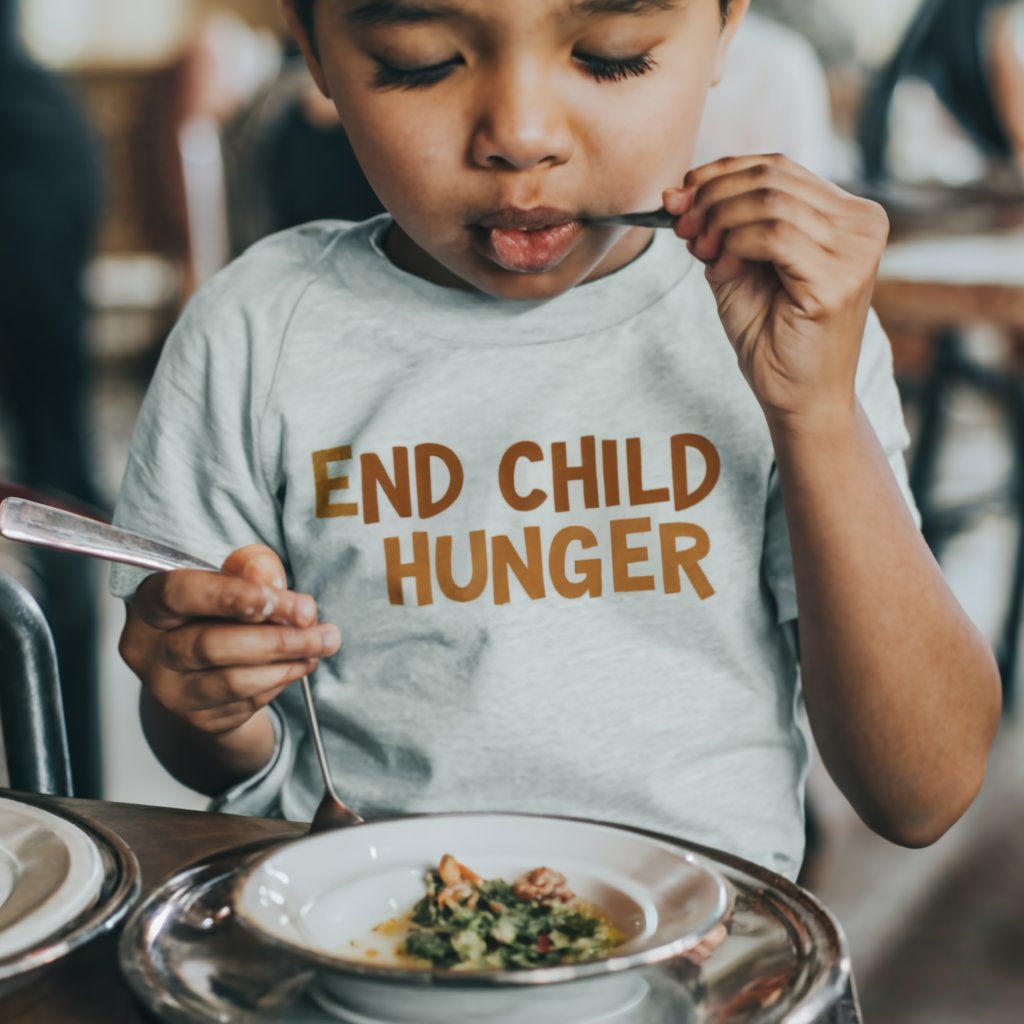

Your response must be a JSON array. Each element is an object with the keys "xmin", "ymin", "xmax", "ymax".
[{"xmin": 119, "ymin": 544, "xmax": 341, "ymax": 736}]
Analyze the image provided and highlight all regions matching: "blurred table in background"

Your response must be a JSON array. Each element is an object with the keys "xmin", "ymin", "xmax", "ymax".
[{"xmin": 869, "ymin": 185, "xmax": 1024, "ymax": 707}]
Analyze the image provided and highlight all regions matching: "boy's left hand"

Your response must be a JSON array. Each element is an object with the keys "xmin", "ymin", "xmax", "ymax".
[{"xmin": 665, "ymin": 155, "xmax": 890, "ymax": 429}]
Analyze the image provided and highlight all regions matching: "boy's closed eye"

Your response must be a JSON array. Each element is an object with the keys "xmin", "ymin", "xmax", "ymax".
[
  {"xmin": 370, "ymin": 50, "xmax": 658, "ymax": 89},
  {"xmin": 333, "ymin": 0, "xmax": 694, "ymax": 90}
]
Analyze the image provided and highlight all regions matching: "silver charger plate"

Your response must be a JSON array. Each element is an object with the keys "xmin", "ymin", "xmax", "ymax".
[
  {"xmin": 0, "ymin": 792, "xmax": 141, "ymax": 994},
  {"xmin": 119, "ymin": 826, "xmax": 858, "ymax": 1024}
]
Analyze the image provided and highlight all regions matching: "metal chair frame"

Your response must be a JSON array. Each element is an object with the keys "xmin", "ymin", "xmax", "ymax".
[{"xmin": 0, "ymin": 569, "xmax": 74, "ymax": 795}]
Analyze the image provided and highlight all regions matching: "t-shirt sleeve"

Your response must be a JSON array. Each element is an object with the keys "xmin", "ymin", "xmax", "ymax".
[
  {"xmin": 108, "ymin": 272, "xmax": 289, "ymax": 601},
  {"xmin": 762, "ymin": 309, "xmax": 920, "ymax": 624},
  {"xmin": 107, "ymin": 246, "xmax": 305, "ymax": 810}
]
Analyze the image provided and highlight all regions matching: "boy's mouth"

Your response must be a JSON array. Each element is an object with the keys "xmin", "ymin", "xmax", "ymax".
[{"xmin": 474, "ymin": 207, "xmax": 583, "ymax": 274}]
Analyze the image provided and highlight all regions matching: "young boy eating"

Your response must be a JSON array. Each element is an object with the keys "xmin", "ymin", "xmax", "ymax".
[{"xmin": 112, "ymin": 0, "xmax": 1001, "ymax": 881}]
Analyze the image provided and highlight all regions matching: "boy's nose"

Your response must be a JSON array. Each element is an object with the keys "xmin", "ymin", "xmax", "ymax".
[{"xmin": 469, "ymin": 66, "xmax": 575, "ymax": 171}]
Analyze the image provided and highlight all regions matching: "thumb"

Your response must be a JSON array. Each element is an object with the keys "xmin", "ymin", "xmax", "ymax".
[{"xmin": 221, "ymin": 544, "xmax": 288, "ymax": 590}]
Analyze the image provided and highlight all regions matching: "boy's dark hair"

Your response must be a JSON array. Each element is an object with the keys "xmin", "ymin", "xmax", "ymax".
[{"xmin": 293, "ymin": 0, "xmax": 732, "ymax": 41}]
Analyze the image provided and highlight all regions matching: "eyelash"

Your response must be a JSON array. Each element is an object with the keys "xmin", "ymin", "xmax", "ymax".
[{"xmin": 371, "ymin": 51, "xmax": 658, "ymax": 90}]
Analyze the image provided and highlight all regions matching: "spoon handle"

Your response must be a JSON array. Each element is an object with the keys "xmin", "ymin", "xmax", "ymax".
[
  {"xmin": 0, "ymin": 496, "xmax": 351, "ymax": 814},
  {"xmin": 0, "ymin": 497, "xmax": 215, "ymax": 574},
  {"xmin": 593, "ymin": 208, "xmax": 679, "ymax": 229}
]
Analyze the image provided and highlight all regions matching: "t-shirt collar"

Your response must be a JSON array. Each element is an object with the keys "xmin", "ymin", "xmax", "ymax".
[{"xmin": 334, "ymin": 214, "xmax": 693, "ymax": 345}]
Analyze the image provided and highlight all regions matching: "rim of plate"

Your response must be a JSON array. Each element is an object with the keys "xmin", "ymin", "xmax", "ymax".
[
  {"xmin": 0, "ymin": 798, "xmax": 105, "ymax": 960},
  {"xmin": 230, "ymin": 812, "xmax": 732, "ymax": 988},
  {"xmin": 0, "ymin": 794, "xmax": 141, "ymax": 982}
]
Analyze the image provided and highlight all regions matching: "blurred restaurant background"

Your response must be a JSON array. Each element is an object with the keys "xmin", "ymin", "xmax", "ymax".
[{"xmin": 1, "ymin": 0, "xmax": 1024, "ymax": 1020}]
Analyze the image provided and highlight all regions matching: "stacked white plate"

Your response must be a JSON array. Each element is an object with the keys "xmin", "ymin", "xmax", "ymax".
[
  {"xmin": 0, "ymin": 798, "xmax": 106, "ymax": 961},
  {"xmin": 0, "ymin": 795, "xmax": 139, "ymax": 993}
]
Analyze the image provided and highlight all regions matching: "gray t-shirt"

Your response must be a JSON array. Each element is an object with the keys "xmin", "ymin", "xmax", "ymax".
[{"xmin": 111, "ymin": 216, "xmax": 916, "ymax": 880}]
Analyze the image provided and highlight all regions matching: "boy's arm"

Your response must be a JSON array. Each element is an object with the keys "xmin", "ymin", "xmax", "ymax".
[
  {"xmin": 138, "ymin": 686, "xmax": 277, "ymax": 797},
  {"xmin": 666, "ymin": 157, "xmax": 1001, "ymax": 846},
  {"xmin": 769, "ymin": 402, "xmax": 999, "ymax": 845}
]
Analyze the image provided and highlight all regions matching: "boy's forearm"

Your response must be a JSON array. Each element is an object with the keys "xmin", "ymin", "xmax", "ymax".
[
  {"xmin": 139, "ymin": 692, "xmax": 277, "ymax": 797},
  {"xmin": 768, "ymin": 402, "xmax": 1001, "ymax": 846}
]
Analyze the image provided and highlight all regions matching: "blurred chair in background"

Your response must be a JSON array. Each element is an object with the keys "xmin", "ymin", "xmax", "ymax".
[
  {"xmin": 70, "ymin": 10, "xmax": 278, "ymax": 369},
  {"xmin": 0, "ymin": 569, "xmax": 73, "ymax": 796},
  {"xmin": 0, "ymin": 0, "xmax": 103, "ymax": 795},
  {"xmin": 858, "ymin": 0, "xmax": 1024, "ymax": 184},
  {"xmin": 859, "ymin": 0, "xmax": 1024, "ymax": 709}
]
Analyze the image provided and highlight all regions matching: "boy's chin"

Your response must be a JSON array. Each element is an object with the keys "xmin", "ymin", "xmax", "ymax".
[{"xmin": 468, "ymin": 261, "xmax": 594, "ymax": 301}]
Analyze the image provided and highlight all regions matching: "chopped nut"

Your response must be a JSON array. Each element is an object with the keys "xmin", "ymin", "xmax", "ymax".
[
  {"xmin": 438, "ymin": 854, "xmax": 483, "ymax": 888},
  {"xmin": 438, "ymin": 882, "xmax": 479, "ymax": 909},
  {"xmin": 513, "ymin": 867, "xmax": 575, "ymax": 904}
]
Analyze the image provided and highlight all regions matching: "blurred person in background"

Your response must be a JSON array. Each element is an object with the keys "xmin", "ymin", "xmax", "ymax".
[
  {"xmin": 748, "ymin": 0, "xmax": 857, "ymax": 65},
  {"xmin": 694, "ymin": 9, "xmax": 840, "ymax": 179},
  {"xmin": 859, "ymin": 0, "xmax": 1024, "ymax": 183},
  {"xmin": 224, "ymin": 38, "xmax": 384, "ymax": 256},
  {"xmin": 0, "ymin": 0, "xmax": 103, "ymax": 795}
]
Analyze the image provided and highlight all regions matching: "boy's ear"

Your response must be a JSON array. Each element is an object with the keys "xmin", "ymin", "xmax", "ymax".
[
  {"xmin": 710, "ymin": 0, "xmax": 751, "ymax": 86},
  {"xmin": 280, "ymin": 0, "xmax": 332, "ymax": 97}
]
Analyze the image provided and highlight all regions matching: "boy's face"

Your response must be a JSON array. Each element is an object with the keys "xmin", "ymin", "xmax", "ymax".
[{"xmin": 283, "ymin": 0, "xmax": 748, "ymax": 299}]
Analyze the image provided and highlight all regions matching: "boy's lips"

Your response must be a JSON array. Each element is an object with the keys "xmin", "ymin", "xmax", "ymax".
[{"xmin": 473, "ymin": 207, "xmax": 584, "ymax": 274}]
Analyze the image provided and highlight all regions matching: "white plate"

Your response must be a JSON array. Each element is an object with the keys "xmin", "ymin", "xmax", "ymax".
[
  {"xmin": 0, "ymin": 797, "xmax": 105, "ymax": 960},
  {"xmin": 232, "ymin": 813, "xmax": 729, "ymax": 1024}
]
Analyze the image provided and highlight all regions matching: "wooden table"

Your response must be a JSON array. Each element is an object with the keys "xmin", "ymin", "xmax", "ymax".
[
  {"xmin": 872, "ymin": 224, "xmax": 1024, "ymax": 706},
  {"xmin": 2, "ymin": 792, "xmax": 306, "ymax": 1023},
  {"xmin": 2, "ymin": 792, "xmax": 863, "ymax": 1023}
]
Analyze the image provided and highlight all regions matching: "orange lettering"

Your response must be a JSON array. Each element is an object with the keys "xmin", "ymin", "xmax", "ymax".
[
  {"xmin": 312, "ymin": 447, "xmax": 359, "ymax": 519},
  {"xmin": 602, "ymin": 439, "xmax": 621, "ymax": 507},
  {"xmin": 416, "ymin": 444, "xmax": 464, "ymax": 520},
  {"xmin": 670, "ymin": 435, "xmax": 721, "ymax": 511},
  {"xmin": 383, "ymin": 533, "xmax": 433, "ymax": 606},
  {"xmin": 436, "ymin": 531, "xmax": 488, "ymax": 602},
  {"xmin": 499, "ymin": 442, "xmax": 546, "ymax": 511},
  {"xmin": 492, "ymin": 528, "xmax": 546, "ymax": 604},
  {"xmin": 626, "ymin": 439, "xmax": 670, "ymax": 507},
  {"xmin": 549, "ymin": 526, "xmax": 602, "ymax": 599},
  {"xmin": 610, "ymin": 517, "xmax": 656, "ymax": 593},
  {"xmin": 660, "ymin": 522, "xmax": 715, "ymax": 600},
  {"xmin": 361, "ymin": 449, "xmax": 412, "ymax": 525},
  {"xmin": 552, "ymin": 436, "xmax": 600, "ymax": 513}
]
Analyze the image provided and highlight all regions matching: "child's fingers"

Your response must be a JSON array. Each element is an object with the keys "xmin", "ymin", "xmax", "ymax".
[
  {"xmin": 682, "ymin": 189, "xmax": 836, "ymax": 264},
  {"xmin": 185, "ymin": 658, "xmax": 320, "ymax": 712},
  {"xmin": 684, "ymin": 153, "xmax": 827, "ymax": 196},
  {"xmin": 222, "ymin": 544, "xmax": 289, "ymax": 591},
  {"xmin": 159, "ymin": 620, "xmax": 341, "ymax": 674},
  {"xmin": 170, "ymin": 679, "xmax": 299, "ymax": 734},
  {"xmin": 680, "ymin": 165, "xmax": 846, "ymax": 232},
  {"xmin": 134, "ymin": 569, "xmax": 318, "ymax": 632},
  {"xmin": 705, "ymin": 221, "xmax": 831, "ymax": 293}
]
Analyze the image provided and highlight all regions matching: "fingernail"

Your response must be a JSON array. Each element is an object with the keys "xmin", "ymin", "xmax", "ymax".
[
  {"xmin": 273, "ymin": 575, "xmax": 286, "ymax": 590},
  {"xmin": 260, "ymin": 586, "xmax": 278, "ymax": 617},
  {"xmin": 299, "ymin": 595, "xmax": 318, "ymax": 624},
  {"xmin": 663, "ymin": 187, "xmax": 695, "ymax": 215},
  {"xmin": 320, "ymin": 624, "xmax": 341, "ymax": 652}
]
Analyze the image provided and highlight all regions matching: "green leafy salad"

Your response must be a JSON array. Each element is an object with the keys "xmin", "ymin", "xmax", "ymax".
[{"xmin": 382, "ymin": 854, "xmax": 623, "ymax": 970}]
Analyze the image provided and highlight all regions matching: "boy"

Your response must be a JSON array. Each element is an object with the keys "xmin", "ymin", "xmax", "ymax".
[{"xmin": 113, "ymin": 0, "xmax": 1000, "ymax": 881}]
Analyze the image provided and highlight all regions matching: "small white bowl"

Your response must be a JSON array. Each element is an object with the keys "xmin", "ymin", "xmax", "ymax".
[{"xmin": 232, "ymin": 813, "xmax": 728, "ymax": 1024}]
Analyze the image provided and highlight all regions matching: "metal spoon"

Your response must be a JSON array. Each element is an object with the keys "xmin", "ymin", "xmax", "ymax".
[
  {"xmin": 0, "ymin": 496, "xmax": 362, "ymax": 833},
  {"xmin": 589, "ymin": 208, "xmax": 679, "ymax": 229}
]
